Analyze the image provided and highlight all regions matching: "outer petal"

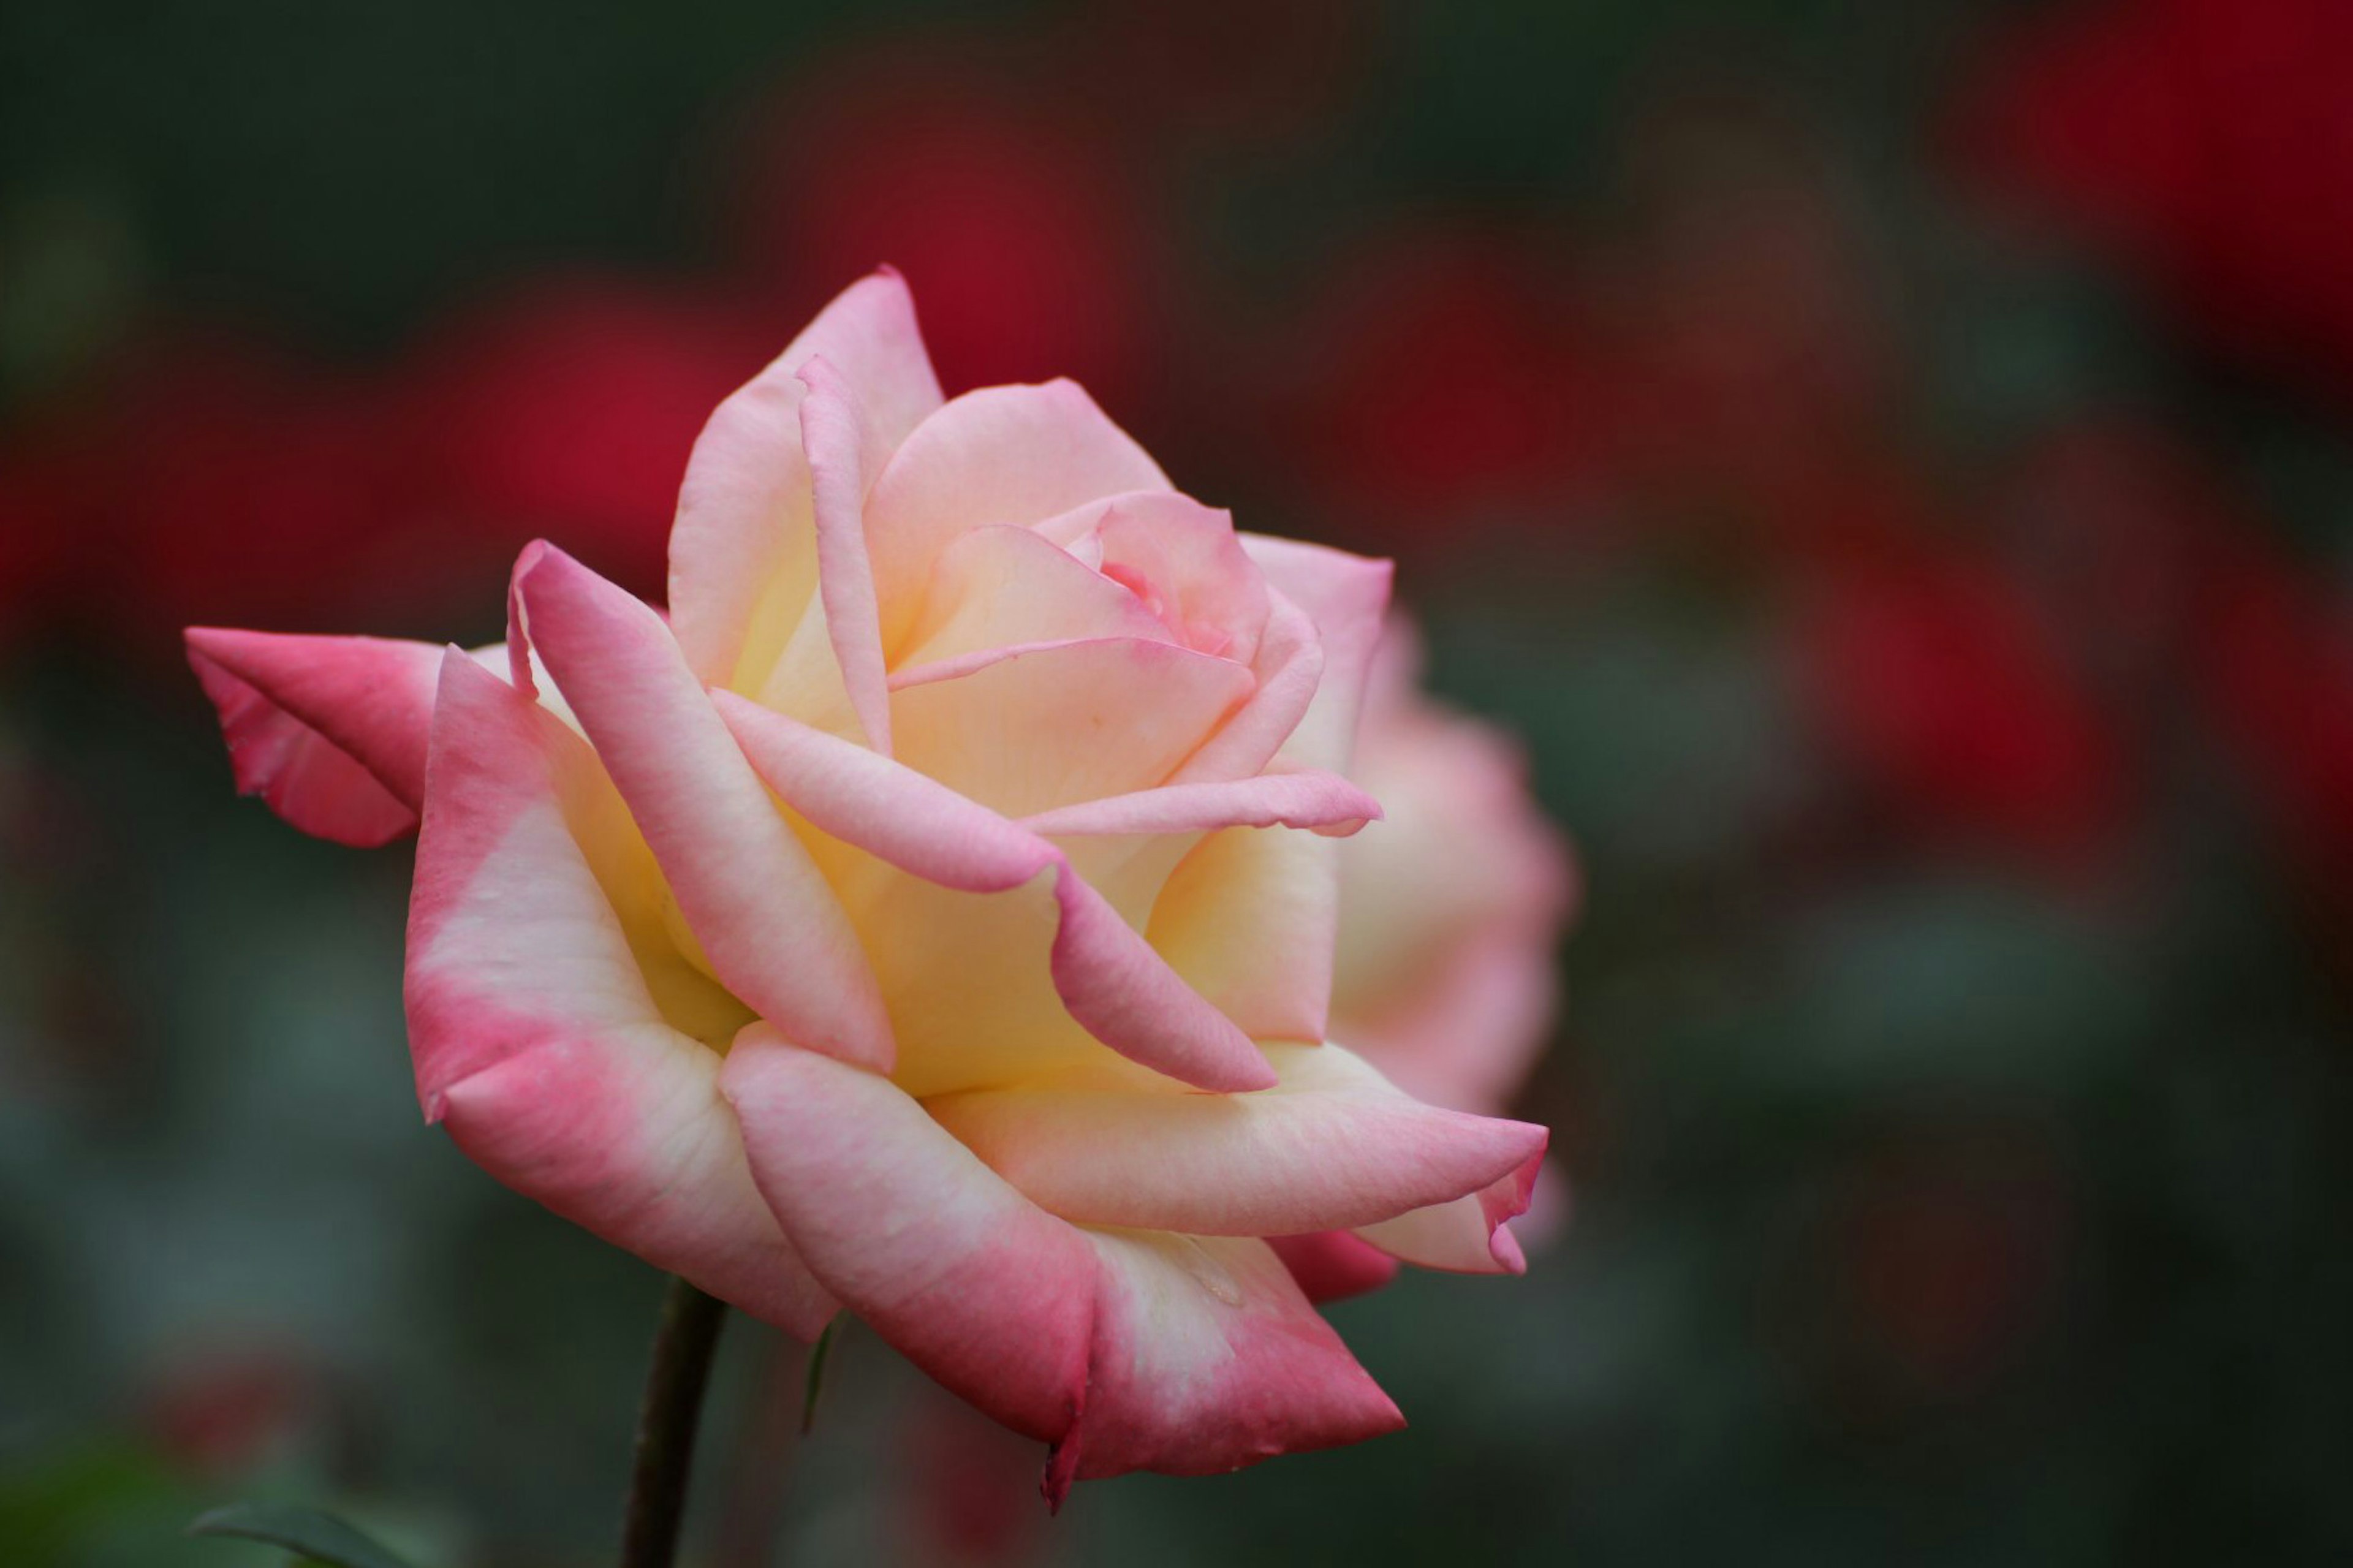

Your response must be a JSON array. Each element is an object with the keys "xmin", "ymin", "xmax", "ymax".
[
  {"xmin": 185, "ymin": 629, "xmax": 444, "ymax": 846},
  {"xmin": 1341, "ymin": 935, "xmax": 1562, "ymax": 1116},
  {"xmin": 518, "ymin": 547, "xmax": 894, "ymax": 1071},
  {"xmin": 1266, "ymin": 1232, "xmax": 1402, "ymax": 1305},
  {"xmin": 1331, "ymin": 628, "xmax": 1577, "ymax": 1113},
  {"xmin": 713, "ymin": 691, "xmax": 1274, "ymax": 1096},
  {"xmin": 669, "ymin": 270, "xmax": 944, "ymax": 687},
  {"xmin": 720, "ymin": 1033, "xmax": 1403, "ymax": 1495},
  {"xmin": 792, "ymin": 355, "xmax": 892, "ymax": 753},
  {"xmin": 1018, "ymin": 769, "xmax": 1379, "ymax": 841},
  {"xmin": 1352, "ymin": 1153, "xmax": 1544, "ymax": 1277},
  {"xmin": 923, "ymin": 1041, "xmax": 1549, "ymax": 1237},
  {"xmin": 1237, "ymin": 536, "xmax": 1395, "ymax": 774},
  {"xmin": 406, "ymin": 651, "xmax": 833, "ymax": 1336},
  {"xmin": 865, "ymin": 381, "xmax": 1172, "ymax": 651}
]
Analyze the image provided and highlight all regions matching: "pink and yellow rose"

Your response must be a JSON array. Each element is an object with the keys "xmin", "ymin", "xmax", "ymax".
[{"xmin": 187, "ymin": 271, "xmax": 1549, "ymax": 1495}]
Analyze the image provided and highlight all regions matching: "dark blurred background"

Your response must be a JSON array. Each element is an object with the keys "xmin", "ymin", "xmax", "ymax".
[{"xmin": 5, "ymin": 1, "xmax": 2352, "ymax": 1562}]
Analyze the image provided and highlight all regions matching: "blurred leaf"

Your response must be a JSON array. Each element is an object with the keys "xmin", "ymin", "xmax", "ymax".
[
  {"xmin": 0, "ymin": 1445, "xmax": 194, "ymax": 1566},
  {"xmin": 188, "ymin": 1503, "xmax": 417, "ymax": 1568}
]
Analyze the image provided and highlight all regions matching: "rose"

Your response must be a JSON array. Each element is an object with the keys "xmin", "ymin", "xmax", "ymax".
[
  {"xmin": 186, "ymin": 271, "xmax": 1549, "ymax": 1493},
  {"xmin": 1331, "ymin": 618, "xmax": 1578, "ymax": 1117}
]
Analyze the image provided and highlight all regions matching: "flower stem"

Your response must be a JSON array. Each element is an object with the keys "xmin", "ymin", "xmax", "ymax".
[{"xmin": 620, "ymin": 1275, "xmax": 730, "ymax": 1568}]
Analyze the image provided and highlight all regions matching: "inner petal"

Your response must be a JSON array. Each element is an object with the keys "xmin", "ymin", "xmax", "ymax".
[
  {"xmin": 1093, "ymin": 496, "xmax": 1271, "ymax": 666},
  {"xmin": 887, "ymin": 638, "xmax": 1256, "ymax": 819},
  {"xmin": 895, "ymin": 524, "xmax": 1172, "ymax": 670}
]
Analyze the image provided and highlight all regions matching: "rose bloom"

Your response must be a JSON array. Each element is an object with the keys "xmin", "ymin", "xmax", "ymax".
[{"xmin": 186, "ymin": 272, "xmax": 1548, "ymax": 1496}]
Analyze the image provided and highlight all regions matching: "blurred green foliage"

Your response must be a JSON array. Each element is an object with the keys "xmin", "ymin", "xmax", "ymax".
[{"xmin": 3, "ymin": 1, "xmax": 2351, "ymax": 1564}]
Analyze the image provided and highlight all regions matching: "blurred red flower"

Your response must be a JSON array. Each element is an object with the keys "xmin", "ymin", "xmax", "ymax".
[
  {"xmin": 0, "ymin": 276, "xmax": 746, "ymax": 654},
  {"xmin": 1961, "ymin": 0, "xmax": 2353, "ymax": 395},
  {"xmin": 72, "ymin": 327, "xmax": 412, "ymax": 650},
  {"xmin": 1794, "ymin": 540, "xmax": 2128, "ymax": 863},
  {"xmin": 1279, "ymin": 227, "xmax": 1602, "ymax": 547},
  {"xmin": 2195, "ymin": 542, "xmax": 2353, "ymax": 890},
  {"xmin": 392, "ymin": 275, "xmax": 770, "ymax": 602},
  {"xmin": 730, "ymin": 45, "xmax": 1159, "ymax": 409}
]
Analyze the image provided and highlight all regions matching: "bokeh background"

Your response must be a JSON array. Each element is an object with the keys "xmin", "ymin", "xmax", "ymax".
[{"xmin": 6, "ymin": 0, "xmax": 2353, "ymax": 1562}]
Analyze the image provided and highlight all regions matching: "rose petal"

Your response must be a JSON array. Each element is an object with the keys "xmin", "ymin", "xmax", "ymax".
[
  {"xmin": 1145, "ymin": 543, "xmax": 1393, "ymax": 1039},
  {"xmin": 897, "ymin": 521, "xmax": 1172, "ymax": 668},
  {"xmin": 185, "ymin": 629, "xmax": 446, "ymax": 847},
  {"xmin": 406, "ymin": 651, "xmax": 832, "ymax": 1335},
  {"xmin": 1237, "ymin": 535, "xmax": 1395, "ymax": 773},
  {"xmin": 1351, "ymin": 1151, "xmax": 1544, "ymax": 1276},
  {"xmin": 1017, "ymin": 769, "xmax": 1380, "ymax": 841},
  {"xmin": 790, "ymin": 354, "xmax": 892, "ymax": 753},
  {"xmin": 1093, "ymin": 493, "xmax": 1270, "ymax": 664},
  {"xmin": 1148, "ymin": 822, "xmax": 1344, "ymax": 1043},
  {"xmin": 720, "ymin": 1032, "xmax": 1401, "ymax": 1494},
  {"xmin": 865, "ymin": 381, "xmax": 1172, "ymax": 652},
  {"xmin": 1167, "ymin": 589, "xmax": 1322, "ymax": 785},
  {"xmin": 713, "ymin": 692, "xmax": 1275, "ymax": 1096},
  {"xmin": 923, "ymin": 1041, "xmax": 1549, "ymax": 1237},
  {"xmin": 669, "ymin": 270, "xmax": 943, "ymax": 688},
  {"xmin": 518, "ymin": 546, "xmax": 894, "ymax": 1071},
  {"xmin": 1266, "ymin": 1231, "xmax": 1403, "ymax": 1305},
  {"xmin": 887, "ymin": 637, "xmax": 1254, "ymax": 818}
]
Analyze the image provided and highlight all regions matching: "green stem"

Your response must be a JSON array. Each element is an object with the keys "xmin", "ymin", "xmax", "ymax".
[{"xmin": 619, "ymin": 1276, "xmax": 730, "ymax": 1568}]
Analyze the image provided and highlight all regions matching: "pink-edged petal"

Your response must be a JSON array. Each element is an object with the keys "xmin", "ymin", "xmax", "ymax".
[
  {"xmin": 1018, "ymin": 768, "xmax": 1379, "ymax": 841},
  {"xmin": 722, "ymin": 1028, "xmax": 1097, "ymax": 1438},
  {"xmin": 1148, "ymin": 820, "xmax": 1346, "ymax": 1043},
  {"xmin": 1266, "ymin": 1231, "xmax": 1402, "ymax": 1305},
  {"xmin": 1339, "ymin": 932, "xmax": 1561, "ymax": 1116},
  {"xmin": 923, "ymin": 1041, "xmax": 1548, "ymax": 1237},
  {"xmin": 1332, "ymin": 640, "xmax": 1576, "ymax": 1113},
  {"xmin": 517, "ymin": 546, "xmax": 893, "ymax": 1071},
  {"xmin": 1093, "ymin": 493, "xmax": 1270, "ymax": 664},
  {"xmin": 1237, "ymin": 536, "xmax": 1395, "ymax": 773},
  {"xmin": 719, "ymin": 1033, "xmax": 1401, "ymax": 1495},
  {"xmin": 669, "ymin": 270, "xmax": 943, "ymax": 687},
  {"xmin": 1143, "ymin": 545, "xmax": 1393, "ymax": 1037},
  {"xmin": 796, "ymin": 355, "xmax": 892, "ymax": 753},
  {"xmin": 1352, "ymin": 1149, "xmax": 1545, "ymax": 1276},
  {"xmin": 1024, "ymin": 768, "xmax": 1377, "ymax": 944},
  {"xmin": 713, "ymin": 691, "xmax": 1275, "ymax": 1095},
  {"xmin": 186, "ymin": 628, "xmax": 445, "ymax": 847},
  {"xmin": 865, "ymin": 381, "xmax": 1172, "ymax": 652},
  {"xmin": 897, "ymin": 522, "xmax": 1171, "ymax": 668},
  {"xmin": 887, "ymin": 637, "xmax": 1254, "ymax": 818},
  {"xmin": 1053, "ymin": 1229, "xmax": 1403, "ymax": 1493},
  {"xmin": 1167, "ymin": 589, "xmax": 1322, "ymax": 785},
  {"xmin": 406, "ymin": 651, "xmax": 832, "ymax": 1335}
]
